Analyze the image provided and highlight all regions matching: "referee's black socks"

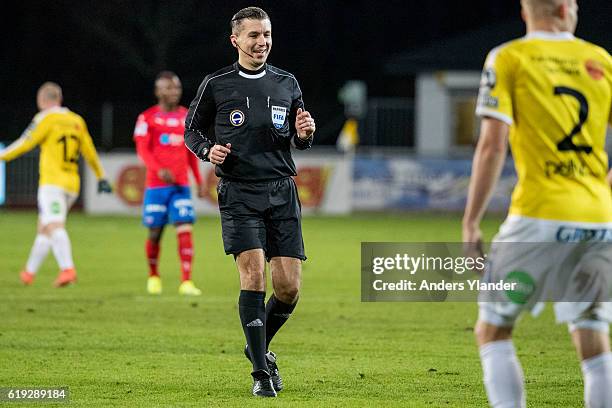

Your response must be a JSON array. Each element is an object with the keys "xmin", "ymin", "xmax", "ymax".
[
  {"xmin": 265, "ymin": 294, "xmax": 298, "ymax": 349},
  {"xmin": 239, "ymin": 290, "xmax": 268, "ymax": 375}
]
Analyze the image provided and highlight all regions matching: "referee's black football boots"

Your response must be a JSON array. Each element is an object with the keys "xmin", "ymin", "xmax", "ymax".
[
  {"xmin": 251, "ymin": 370, "xmax": 276, "ymax": 397},
  {"xmin": 244, "ymin": 345, "xmax": 284, "ymax": 392}
]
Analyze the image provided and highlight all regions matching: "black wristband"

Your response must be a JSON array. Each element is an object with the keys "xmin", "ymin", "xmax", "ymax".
[{"xmin": 293, "ymin": 134, "xmax": 313, "ymax": 150}]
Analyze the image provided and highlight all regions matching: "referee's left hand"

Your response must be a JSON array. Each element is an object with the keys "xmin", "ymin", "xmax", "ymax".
[{"xmin": 296, "ymin": 108, "xmax": 315, "ymax": 139}]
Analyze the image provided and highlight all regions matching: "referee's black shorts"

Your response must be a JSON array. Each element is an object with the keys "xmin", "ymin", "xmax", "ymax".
[{"xmin": 217, "ymin": 176, "xmax": 306, "ymax": 261}]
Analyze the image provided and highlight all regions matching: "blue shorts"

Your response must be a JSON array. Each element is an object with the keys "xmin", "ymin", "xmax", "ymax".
[{"xmin": 142, "ymin": 186, "xmax": 195, "ymax": 228}]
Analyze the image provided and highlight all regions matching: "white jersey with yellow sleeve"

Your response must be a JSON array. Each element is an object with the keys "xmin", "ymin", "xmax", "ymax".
[
  {"xmin": 476, "ymin": 31, "xmax": 612, "ymax": 223},
  {"xmin": 0, "ymin": 107, "xmax": 105, "ymax": 194}
]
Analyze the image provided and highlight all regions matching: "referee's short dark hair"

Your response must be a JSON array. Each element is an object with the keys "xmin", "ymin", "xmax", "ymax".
[
  {"xmin": 231, "ymin": 7, "xmax": 269, "ymax": 34},
  {"xmin": 156, "ymin": 71, "xmax": 178, "ymax": 82}
]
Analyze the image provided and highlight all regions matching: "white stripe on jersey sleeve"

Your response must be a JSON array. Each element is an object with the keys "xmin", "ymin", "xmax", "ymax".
[
  {"xmin": 475, "ymin": 107, "xmax": 513, "ymax": 125},
  {"xmin": 188, "ymin": 70, "xmax": 235, "ymax": 129}
]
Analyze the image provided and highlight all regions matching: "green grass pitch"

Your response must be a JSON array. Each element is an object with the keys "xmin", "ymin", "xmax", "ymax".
[{"xmin": 0, "ymin": 211, "xmax": 596, "ymax": 406}]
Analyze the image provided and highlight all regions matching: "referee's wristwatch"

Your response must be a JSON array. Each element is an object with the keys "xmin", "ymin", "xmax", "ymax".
[{"xmin": 199, "ymin": 146, "xmax": 210, "ymax": 162}]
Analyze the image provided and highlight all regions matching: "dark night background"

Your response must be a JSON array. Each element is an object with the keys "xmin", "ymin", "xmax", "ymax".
[{"xmin": 1, "ymin": 1, "xmax": 610, "ymax": 148}]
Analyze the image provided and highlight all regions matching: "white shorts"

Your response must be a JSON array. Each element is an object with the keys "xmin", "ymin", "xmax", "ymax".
[
  {"xmin": 478, "ymin": 215, "xmax": 612, "ymax": 329},
  {"xmin": 38, "ymin": 185, "xmax": 78, "ymax": 226}
]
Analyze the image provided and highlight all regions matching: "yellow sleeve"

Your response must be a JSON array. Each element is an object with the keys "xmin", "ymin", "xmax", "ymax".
[
  {"xmin": 475, "ymin": 44, "xmax": 515, "ymax": 125},
  {"xmin": 79, "ymin": 118, "xmax": 105, "ymax": 179},
  {"xmin": 607, "ymin": 52, "xmax": 612, "ymax": 127},
  {"xmin": 0, "ymin": 118, "xmax": 49, "ymax": 161}
]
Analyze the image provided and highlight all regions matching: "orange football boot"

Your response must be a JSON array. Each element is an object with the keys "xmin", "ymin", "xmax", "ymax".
[
  {"xmin": 54, "ymin": 268, "xmax": 77, "ymax": 287},
  {"xmin": 20, "ymin": 270, "xmax": 35, "ymax": 285}
]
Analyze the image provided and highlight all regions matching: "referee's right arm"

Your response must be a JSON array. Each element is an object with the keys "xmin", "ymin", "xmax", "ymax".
[{"xmin": 185, "ymin": 76, "xmax": 216, "ymax": 162}]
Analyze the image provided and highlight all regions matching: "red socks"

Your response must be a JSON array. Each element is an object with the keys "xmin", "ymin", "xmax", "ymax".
[
  {"xmin": 177, "ymin": 231, "xmax": 193, "ymax": 281},
  {"xmin": 146, "ymin": 239, "xmax": 160, "ymax": 277},
  {"xmin": 147, "ymin": 231, "xmax": 193, "ymax": 281}
]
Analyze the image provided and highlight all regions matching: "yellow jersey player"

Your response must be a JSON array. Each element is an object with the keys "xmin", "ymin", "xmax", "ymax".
[
  {"xmin": 463, "ymin": 0, "xmax": 612, "ymax": 407},
  {"xmin": 0, "ymin": 82, "xmax": 112, "ymax": 287}
]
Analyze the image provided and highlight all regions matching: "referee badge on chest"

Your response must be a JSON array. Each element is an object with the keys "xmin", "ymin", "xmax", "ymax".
[
  {"xmin": 229, "ymin": 110, "xmax": 245, "ymax": 127},
  {"xmin": 271, "ymin": 106, "xmax": 287, "ymax": 129}
]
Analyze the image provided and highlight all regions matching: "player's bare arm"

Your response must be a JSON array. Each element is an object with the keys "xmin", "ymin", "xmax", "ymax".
[
  {"xmin": 608, "ymin": 112, "xmax": 612, "ymax": 187},
  {"xmin": 197, "ymin": 183, "xmax": 207, "ymax": 198},
  {"xmin": 295, "ymin": 108, "xmax": 315, "ymax": 139},
  {"xmin": 462, "ymin": 117, "xmax": 509, "ymax": 254}
]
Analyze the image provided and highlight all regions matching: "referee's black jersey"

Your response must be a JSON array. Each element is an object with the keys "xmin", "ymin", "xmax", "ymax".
[{"xmin": 184, "ymin": 62, "xmax": 313, "ymax": 181}]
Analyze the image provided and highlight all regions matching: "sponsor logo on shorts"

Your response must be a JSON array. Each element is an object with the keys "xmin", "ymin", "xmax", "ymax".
[
  {"xmin": 173, "ymin": 199, "xmax": 193, "ymax": 208},
  {"xmin": 145, "ymin": 204, "xmax": 167, "ymax": 213},
  {"xmin": 230, "ymin": 110, "xmax": 245, "ymax": 127},
  {"xmin": 51, "ymin": 201, "xmax": 61, "ymax": 215},
  {"xmin": 504, "ymin": 270, "xmax": 536, "ymax": 305},
  {"xmin": 174, "ymin": 199, "xmax": 194, "ymax": 218},
  {"xmin": 556, "ymin": 226, "xmax": 612, "ymax": 242}
]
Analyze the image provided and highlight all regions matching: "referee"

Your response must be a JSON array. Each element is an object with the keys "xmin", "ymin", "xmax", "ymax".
[{"xmin": 184, "ymin": 7, "xmax": 315, "ymax": 398}]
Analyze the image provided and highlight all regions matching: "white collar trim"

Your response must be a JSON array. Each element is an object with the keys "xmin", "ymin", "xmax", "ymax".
[
  {"xmin": 238, "ymin": 70, "xmax": 266, "ymax": 79},
  {"xmin": 42, "ymin": 106, "xmax": 68, "ymax": 113},
  {"xmin": 525, "ymin": 31, "xmax": 574, "ymax": 40}
]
